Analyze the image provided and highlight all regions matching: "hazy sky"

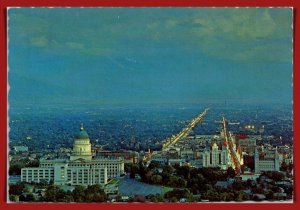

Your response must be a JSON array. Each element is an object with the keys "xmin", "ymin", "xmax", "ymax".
[{"xmin": 8, "ymin": 8, "xmax": 293, "ymax": 107}]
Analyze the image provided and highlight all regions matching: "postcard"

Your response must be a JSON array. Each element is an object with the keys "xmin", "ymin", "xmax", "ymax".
[{"xmin": 7, "ymin": 7, "xmax": 293, "ymax": 203}]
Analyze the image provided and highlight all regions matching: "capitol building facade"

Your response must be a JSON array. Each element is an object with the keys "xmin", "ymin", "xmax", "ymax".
[{"xmin": 21, "ymin": 124, "xmax": 125, "ymax": 186}]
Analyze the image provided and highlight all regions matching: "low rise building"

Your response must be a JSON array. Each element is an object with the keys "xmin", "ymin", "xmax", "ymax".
[
  {"xmin": 254, "ymin": 147, "xmax": 281, "ymax": 173},
  {"xmin": 168, "ymin": 158, "xmax": 186, "ymax": 166},
  {"xmin": 14, "ymin": 146, "xmax": 29, "ymax": 152}
]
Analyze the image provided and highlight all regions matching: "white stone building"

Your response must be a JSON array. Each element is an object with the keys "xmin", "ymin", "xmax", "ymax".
[
  {"xmin": 254, "ymin": 147, "xmax": 281, "ymax": 173},
  {"xmin": 21, "ymin": 124, "xmax": 124, "ymax": 186},
  {"xmin": 202, "ymin": 143, "xmax": 232, "ymax": 170}
]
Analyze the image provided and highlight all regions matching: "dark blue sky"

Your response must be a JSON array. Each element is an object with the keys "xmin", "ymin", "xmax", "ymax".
[{"xmin": 8, "ymin": 8, "xmax": 293, "ymax": 107}]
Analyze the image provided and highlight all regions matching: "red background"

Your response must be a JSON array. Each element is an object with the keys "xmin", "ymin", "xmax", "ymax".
[{"xmin": 0, "ymin": 0, "xmax": 298, "ymax": 210}]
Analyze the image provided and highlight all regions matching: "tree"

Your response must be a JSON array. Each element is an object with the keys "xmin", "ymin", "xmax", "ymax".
[
  {"xmin": 143, "ymin": 170, "xmax": 153, "ymax": 183},
  {"xmin": 132, "ymin": 195, "xmax": 146, "ymax": 202},
  {"xmin": 43, "ymin": 186, "xmax": 68, "ymax": 202},
  {"xmin": 252, "ymin": 185, "xmax": 264, "ymax": 194},
  {"xmin": 148, "ymin": 161, "xmax": 162, "ymax": 170},
  {"xmin": 176, "ymin": 166, "xmax": 190, "ymax": 179},
  {"xmin": 188, "ymin": 173, "xmax": 208, "ymax": 194},
  {"xmin": 177, "ymin": 177, "xmax": 187, "ymax": 188},
  {"xmin": 266, "ymin": 191, "xmax": 274, "ymax": 200},
  {"xmin": 148, "ymin": 194, "xmax": 163, "ymax": 203},
  {"xmin": 49, "ymin": 179, "xmax": 54, "ymax": 186},
  {"xmin": 151, "ymin": 174, "xmax": 162, "ymax": 185},
  {"xmin": 167, "ymin": 176, "xmax": 186, "ymax": 188},
  {"xmin": 219, "ymin": 192, "xmax": 235, "ymax": 201},
  {"xmin": 9, "ymin": 182, "xmax": 25, "ymax": 195},
  {"xmin": 199, "ymin": 167, "xmax": 227, "ymax": 183},
  {"xmin": 115, "ymin": 195, "xmax": 122, "ymax": 202},
  {"xmin": 246, "ymin": 179, "xmax": 254, "ymax": 187},
  {"xmin": 280, "ymin": 162, "xmax": 288, "ymax": 172},
  {"xmin": 226, "ymin": 167, "xmax": 236, "ymax": 179},
  {"xmin": 138, "ymin": 161, "xmax": 148, "ymax": 181},
  {"xmin": 253, "ymin": 195, "xmax": 263, "ymax": 202},
  {"xmin": 37, "ymin": 179, "xmax": 48, "ymax": 187},
  {"xmin": 162, "ymin": 165, "xmax": 174, "ymax": 174},
  {"xmin": 9, "ymin": 194, "xmax": 19, "ymax": 202},
  {"xmin": 19, "ymin": 193, "xmax": 35, "ymax": 202},
  {"xmin": 27, "ymin": 160, "xmax": 39, "ymax": 167},
  {"xmin": 264, "ymin": 171, "xmax": 285, "ymax": 182},
  {"xmin": 86, "ymin": 184, "xmax": 103, "ymax": 194},
  {"xmin": 270, "ymin": 185, "xmax": 283, "ymax": 193},
  {"xmin": 202, "ymin": 188, "xmax": 220, "ymax": 201},
  {"xmin": 72, "ymin": 185, "xmax": 86, "ymax": 202},
  {"xmin": 84, "ymin": 185, "xmax": 107, "ymax": 202},
  {"xmin": 169, "ymin": 197, "xmax": 178, "ymax": 202},
  {"xmin": 9, "ymin": 163, "xmax": 25, "ymax": 175},
  {"xmin": 235, "ymin": 191, "xmax": 249, "ymax": 201},
  {"xmin": 129, "ymin": 164, "xmax": 139, "ymax": 179},
  {"xmin": 9, "ymin": 160, "xmax": 39, "ymax": 175},
  {"xmin": 164, "ymin": 189, "xmax": 193, "ymax": 201},
  {"xmin": 288, "ymin": 163, "xmax": 294, "ymax": 171},
  {"xmin": 232, "ymin": 180, "xmax": 247, "ymax": 191},
  {"xmin": 124, "ymin": 163, "xmax": 134, "ymax": 173}
]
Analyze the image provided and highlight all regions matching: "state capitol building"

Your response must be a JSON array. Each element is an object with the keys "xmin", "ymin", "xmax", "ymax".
[{"xmin": 21, "ymin": 124, "xmax": 125, "ymax": 186}]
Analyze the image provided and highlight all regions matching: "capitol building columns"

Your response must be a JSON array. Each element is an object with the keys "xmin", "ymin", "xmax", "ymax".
[{"xmin": 70, "ymin": 124, "xmax": 92, "ymax": 161}]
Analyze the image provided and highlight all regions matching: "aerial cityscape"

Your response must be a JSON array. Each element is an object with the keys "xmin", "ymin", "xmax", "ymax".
[{"xmin": 8, "ymin": 8, "xmax": 293, "ymax": 203}]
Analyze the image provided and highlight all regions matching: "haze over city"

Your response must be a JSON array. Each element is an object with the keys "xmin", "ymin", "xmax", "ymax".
[{"xmin": 8, "ymin": 8, "xmax": 292, "ymax": 107}]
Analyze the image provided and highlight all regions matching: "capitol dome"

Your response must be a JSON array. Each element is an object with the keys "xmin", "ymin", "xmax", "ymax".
[
  {"xmin": 75, "ymin": 124, "xmax": 89, "ymax": 139},
  {"xmin": 70, "ymin": 124, "xmax": 92, "ymax": 161}
]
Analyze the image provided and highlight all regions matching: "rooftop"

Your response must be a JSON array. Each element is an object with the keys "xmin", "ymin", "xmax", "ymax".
[{"xmin": 75, "ymin": 124, "xmax": 89, "ymax": 139}]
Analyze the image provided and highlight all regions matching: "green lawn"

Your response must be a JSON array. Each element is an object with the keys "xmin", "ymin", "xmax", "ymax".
[
  {"xmin": 107, "ymin": 179, "xmax": 122, "ymax": 185},
  {"xmin": 161, "ymin": 186, "xmax": 173, "ymax": 196}
]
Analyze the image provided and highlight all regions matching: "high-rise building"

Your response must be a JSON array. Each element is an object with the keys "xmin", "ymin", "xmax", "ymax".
[
  {"xmin": 202, "ymin": 143, "xmax": 232, "ymax": 170},
  {"xmin": 21, "ymin": 125, "xmax": 124, "ymax": 186}
]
